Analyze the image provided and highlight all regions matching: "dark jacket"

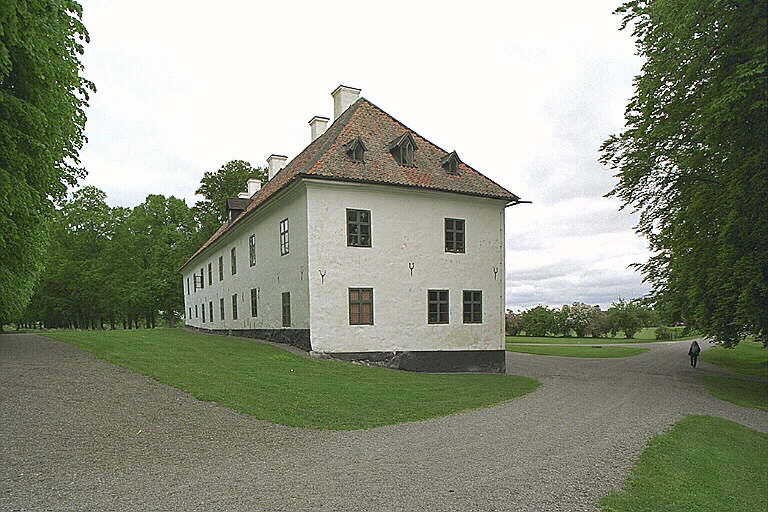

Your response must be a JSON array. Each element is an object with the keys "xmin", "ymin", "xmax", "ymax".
[{"xmin": 688, "ymin": 341, "xmax": 701, "ymax": 356}]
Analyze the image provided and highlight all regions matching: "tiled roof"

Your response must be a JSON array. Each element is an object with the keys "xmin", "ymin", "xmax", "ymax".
[{"xmin": 180, "ymin": 98, "xmax": 520, "ymax": 270}]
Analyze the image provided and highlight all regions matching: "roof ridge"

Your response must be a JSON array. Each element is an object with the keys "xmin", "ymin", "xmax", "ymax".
[{"xmin": 361, "ymin": 99, "xmax": 517, "ymax": 199}]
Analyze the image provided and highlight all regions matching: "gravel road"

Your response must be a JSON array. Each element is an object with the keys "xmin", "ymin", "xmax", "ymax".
[{"xmin": 1, "ymin": 334, "xmax": 766, "ymax": 512}]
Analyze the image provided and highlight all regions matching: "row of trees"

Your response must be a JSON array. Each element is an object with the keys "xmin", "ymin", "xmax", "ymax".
[
  {"xmin": 15, "ymin": 161, "xmax": 265, "ymax": 329},
  {"xmin": 505, "ymin": 300, "xmax": 658, "ymax": 339}
]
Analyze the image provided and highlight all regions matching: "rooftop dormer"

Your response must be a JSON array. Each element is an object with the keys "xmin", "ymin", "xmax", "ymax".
[
  {"xmin": 389, "ymin": 132, "xmax": 418, "ymax": 167},
  {"xmin": 344, "ymin": 137, "xmax": 367, "ymax": 163},
  {"xmin": 441, "ymin": 151, "xmax": 462, "ymax": 176}
]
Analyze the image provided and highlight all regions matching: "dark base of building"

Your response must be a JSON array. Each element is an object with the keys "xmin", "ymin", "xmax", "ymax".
[
  {"xmin": 326, "ymin": 350, "xmax": 506, "ymax": 373},
  {"xmin": 186, "ymin": 325, "xmax": 311, "ymax": 352}
]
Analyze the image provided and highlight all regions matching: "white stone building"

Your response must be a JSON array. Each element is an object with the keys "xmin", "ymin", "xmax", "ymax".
[{"xmin": 180, "ymin": 86, "xmax": 525, "ymax": 372}]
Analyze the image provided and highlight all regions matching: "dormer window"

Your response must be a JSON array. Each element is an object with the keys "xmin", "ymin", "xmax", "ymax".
[
  {"xmin": 389, "ymin": 133, "xmax": 418, "ymax": 167},
  {"xmin": 441, "ymin": 151, "xmax": 462, "ymax": 176},
  {"xmin": 344, "ymin": 137, "xmax": 367, "ymax": 163}
]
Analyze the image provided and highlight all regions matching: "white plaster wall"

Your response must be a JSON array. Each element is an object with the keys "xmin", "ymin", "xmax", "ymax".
[
  {"xmin": 182, "ymin": 183, "xmax": 310, "ymax": 330},
  {"xmin": 305, "ymin": 180, "xmax": 507, "ymax": 353}
]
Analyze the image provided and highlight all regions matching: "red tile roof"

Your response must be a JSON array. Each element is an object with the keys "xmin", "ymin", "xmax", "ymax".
[{"xmin": 180, "ymin": 98, "xmax": 520, "ymax": 270}]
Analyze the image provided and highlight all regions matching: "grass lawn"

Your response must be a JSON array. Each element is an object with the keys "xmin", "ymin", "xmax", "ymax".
[
  {"xmin": 698, "ymin": 341, "xmax": 768, "ymax": 411},
  {"xmin": 43, "ymin": 328, "xmax": 540, "ymax": 431},
  {"xmin": 701, "ymin": 376, "xmax": 768, "ymax": 412},
  {"xmin": 505, "ymin": 345, "xmax": 649, "ymax": 358},
  {"xmin": 700, "ymin": 341, "xmax": 768, "ymax": 378},
  {"xmin": 506, "ymin": 327, "xmax": 698, "ymax": 345},
  {"xmin": 600, "ymin": 415, "xmax": 768, "ymax": 512}
]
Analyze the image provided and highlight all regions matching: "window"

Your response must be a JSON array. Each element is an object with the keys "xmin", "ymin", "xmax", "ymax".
[
  {"xmin": 463, "ymin": 290, "xmax": 482, "ymax": 323},
  {"xmin": 188, "ymin": 307, "xmax": 192, "ymax": 319},
  {"xmin": 219, "ymin": 297, "xmax": 225, "ymax": 320},
  {"xmin": 249, "ymin": 234, "xmax": 256, "ymax": 267},
  {"xmin": 282, "ymin": 292, "xmax": 291, "ymax": 327},
  {"xmin": 250, "ymin": 288, "xmax": 258, "ymax": 317},
  {"xmin": 208, "ymin": 263, "xmax": 212, "ymax": 285},
  {"xmin": 445, "ymin": 218, "xmax": 465, "ymax": 253},
  {"xmin": 209, "ymin": 301, "xmax": 213, "ymax": 323},
  {"xmin": 186, "ymin": 278, "xmax": 190, "ymax": 295},
  {"xmin": 279, "ymin": 218, "xmax": 289, "ymax": 255},
  {"xmin": 401, "ymin": 139, "xmax": 414, "ymax": 166},
  {"xmin": 389, "ymin": 133, "xmax": 418, "ymax": 167},
  {"xmin": 345, "ymin": 137, "xmax": 367, "ymax": 163},
  {"xmin": 231, "ymin": 247, "xmax": 237, "ymax": 275},
  {"xmin": 428, "ymin": 290, "xmax": 449, "ymax": 324},
  {"xmin": 347, "ymin": 209, "xmax": 371, "ymax": 247},
  {"xmin": 195, "ymin": 304, "xmax": 199, "ymax": 319},
  {"xmin": 349, "ymin": 288, "xmax": 373, "ymax": 325},
  {"xmin": 441, "ymin": 151, "xmax": 461, "ymax": 176},
  {"xmin": 200, "ymin": 268, "xmax": 204, "ymax": 289},
  {"xmin": 232, "ymin": 293, "xmax": 238, "ymax": 320},
  {"xmin": 218, "ymin": 256, "xmax": 224, "ymax": 281},
  {"xmin": 202, "ymin": 303, "xmax": 206, "ymax": 323}
]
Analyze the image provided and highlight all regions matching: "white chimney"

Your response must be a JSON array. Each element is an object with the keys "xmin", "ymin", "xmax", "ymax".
[
  {"xmin": 331, "ymin": 85, "xmax": 361, "ymax": 120},
  {"xmin": 267, "ymin": 154, "xmax": 287, "ymax": 180},
  {"xmin": 308, "ymin": 116, "xmax": 329, "ymax": 142},
  {"xmin": 237, "ymin": 191, "xmax": 250, "ymax": 199},
  {"xmin": 247, "ymin": 178, "xmax": 262, "ymax": 196}
]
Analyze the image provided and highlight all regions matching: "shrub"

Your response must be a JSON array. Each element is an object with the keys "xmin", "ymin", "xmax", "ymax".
[{"xmin": 656, "ymin": 326, "xmax": 674, "ymax": 340}]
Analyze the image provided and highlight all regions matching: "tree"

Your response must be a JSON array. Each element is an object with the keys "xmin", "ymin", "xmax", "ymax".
[
  {"xmin": 522, "ymin": 306, "xmax": 554, "ymax": 337},
  {"xmin": 608, "ymin": 299, "xmax": 642, "ymax": 339},
  {"xmin": 505, "ymin": 310, "xmax": 523, "ymax": 336},
  {"xmin": 600, "ymin": 1, "xmax": 767, "ymax": 346},
  {"xmin": 587, "ymin": 307, "xmax": 611, "ymax": 338},
  {"xmin": 0, "ymin": 1, "xmax": 94, "ymax": 325},
  {"xmin": 565, "ymin": 302, "xmax": 594, "ymax": 338},
  {"xmin": 193, "ymin": 160, "xmax": 267, "ymax": 245}
]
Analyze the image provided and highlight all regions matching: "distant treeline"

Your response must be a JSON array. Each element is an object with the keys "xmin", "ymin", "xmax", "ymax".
[
  {"xmin": 505, "ymin": 300, "xmax": 668, "ymax": 339},
  {"xmin": 14, "ymin": 161, "xmax": 265, "ymax": 330}
]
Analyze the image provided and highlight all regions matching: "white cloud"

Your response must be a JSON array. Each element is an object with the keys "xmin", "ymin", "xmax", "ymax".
[{"xmin": 77, "ymin": 0, "xmax": 650, "ymax": 307}]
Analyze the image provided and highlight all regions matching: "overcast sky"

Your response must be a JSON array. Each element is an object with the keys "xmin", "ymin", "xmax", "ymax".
[{"xmin": 77, "ymin": 0, "xmax": 651, "ymax": 311}]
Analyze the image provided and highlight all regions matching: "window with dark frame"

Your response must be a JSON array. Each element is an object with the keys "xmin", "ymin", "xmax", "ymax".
[
  {"xmin": 401, "ymin": 139, "xmax": 414, "ymax": 166},
  {"xmin": 349, "ymin": 288, "xmax": 373, "ymax": 325},
  {"xmin": 200, "ymin": 268, "xmax": 204, "ymax": 289},
  {"xmin": 346, "ymin": 138, "xmax": 366, "ymax": 163},
  {"xmin": 232, "ymin": 293, "xmax": 238, "ymax": 320},
  {"xmin": 195, "ymin": 304, "xmax": 199, "ymax": 319},
  {"xmin": 208, "ymin": 263, "xmax": 212, "ymax": 285},
  {"xmin": 281, "ymin": 292, "xmax": 291, "ymax": 327},
  {"xmin": 218, "ymin": 256, "xmax": 224, "ymax": 281},
  {"xmin": 231, "ymin": 247, "xmax": 237, "ymax": 275},
  {"xmin": 249, "ymin": 234, "xmax": 256, "ymax": 267},
  {"xmin": 186, "ymin": 277, "xmax": 190, "ymax": 295},
  {"xmin": 463, "ymin": 290, "xmax": 482, "ymax": 323},
  {"xmin": 202, "ymin": 303, "xmax": 206, "ymax": 323},
  {"xmin": 188, "ymin": 307, "xmax": 192, "ymax": 319},
  {"xmin": 250, "ymin": 288, "xmax": 258, "ymax": 317},
  {"xmin": 347, "ymin": 209, "xmax": 371, "ymax": 247},
  {"xmin": 209, "ymin": 301, "xmax": 213, "ymax": 323},
  {"xmin": 445, "ymin": 218, "xmax": 465, "ymax": 253},
  {"xmin": 427, "ymin": 289, "xmax": 449, "ymax": 324},
  {"xmin": 279, "ymin": 218, "xmax": 289, "ymax": 255},
  {"xmin": 219, "ymin": 297, "xmax": 225, "ymax": 320}
]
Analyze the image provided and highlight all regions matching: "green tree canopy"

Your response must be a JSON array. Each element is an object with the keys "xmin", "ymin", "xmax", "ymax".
[
  {"xmin": 600, "ymin": 0, "xmax": 768, "ymax": 345},
  {"xmin": 0, "ymin": 0, "xmax": 93, "ymax": 324}
]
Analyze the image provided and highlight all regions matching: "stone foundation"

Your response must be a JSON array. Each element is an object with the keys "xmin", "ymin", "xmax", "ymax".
[{"xmin": 319, "ymin": 350, "xmax": 506, "ymax": 373}]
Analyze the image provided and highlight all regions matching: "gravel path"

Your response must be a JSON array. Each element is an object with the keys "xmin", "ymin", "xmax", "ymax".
[{"xmin": 1, "ymin": 334, "xmax": 766, "ymax": 512}]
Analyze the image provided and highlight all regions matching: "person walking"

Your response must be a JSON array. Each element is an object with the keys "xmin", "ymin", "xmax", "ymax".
[{"xmin": 688, "ymin": 340, "xmax": 701, "ymax": 368}]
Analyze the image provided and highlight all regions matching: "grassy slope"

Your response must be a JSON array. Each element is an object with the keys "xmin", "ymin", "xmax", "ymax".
[
  {"xmin": 600, "ymin": 416, "xmax": 768, "ymax": 512},
  {"xmin": 505, "ymin": 345, "xmax": 648, "ymax": 358},
  {"xmin": 699, "ymin": 341, "xmax": 768, "ymax": 411},
  {"xmin": 44, "ymin": 328, "xmax": 539, "ymax": 431},
  {"xmin": 700, "ymin": 341, "xmax": 768, "ymax": 378}
]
